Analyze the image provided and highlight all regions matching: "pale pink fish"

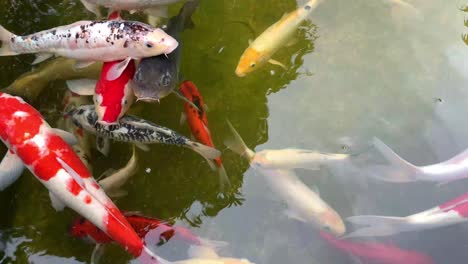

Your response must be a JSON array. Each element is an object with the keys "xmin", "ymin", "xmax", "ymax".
[
  {"xmin": 346, "ymin": 193, "xmax": 468, "ymax": 238},
  {"xmin": 0, "ymin": 20, "xmax": 178, "ymax": 80},
  {"xmin": 0, "ymin": 92, "xmax": 160, "ymax": 263},
  {"xmin": 320, "ymin": 231, "xmax": 435, "ymax": 264},
  {"xmin": 365, "ymin": 137, "xmax": 468, "ymax": 184}
]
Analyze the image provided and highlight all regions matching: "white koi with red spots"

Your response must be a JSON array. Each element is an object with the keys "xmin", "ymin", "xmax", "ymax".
[
  {"xmin": 0, "ymin": 92, "xmax": 160, "ymax": 263},
  {"xmin": 0, "ymin": 20, "xmax": 178, "ymax": 80},
  {"xmin": 346, "ymin": 193, "xmax": 468, "ymax": 238}
]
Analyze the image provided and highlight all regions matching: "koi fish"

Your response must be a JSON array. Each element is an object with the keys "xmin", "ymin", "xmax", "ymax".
[
  {"xmin": 67, "ymin": 105, "xmax": 220, "ymax": 163},
  {"xmin": 80, "ymin": 0, "xmax": 184, "ymax": 19},
  {"xmin": 0, "ymin": 92, "xmax": 160, "ymax": 263},
  {"xmin": 98, "ymin": 145, "xmax": 138, "ymax": 197},
  {"xmin": 133, "ymin": 0, "xmax": 199, "ymax": 102},
  {"xmin": 179, "ymin": 81, "xmax": 230, "ymax": 189},
  {"xmin": 2, "ymin": 57, "xmax": 102, "ymax": 101},
  {"xmin": 235, "ymin": 0, "xmax": 322, "ymax": 77},
  {"xmin": 224, "ymin": 121, "xmax": 346, "ymax": 235},
  {"xmin": 345, "ymin": 192, "xmax": 468, "ymax": 238},
  {"xmin": 0, "ymin": 20, "xmax": 178, "ymax": 80},
  {"xmin": 365, "ymin": 138, "xmax": 468, "ymax": 184},
  {"xmin": 57, "ymin": 90, "xmax": 93, "ymax": 170},
  {"xmin": 319, "ymin": 231, "xmax": 435, "ymax": 264}
]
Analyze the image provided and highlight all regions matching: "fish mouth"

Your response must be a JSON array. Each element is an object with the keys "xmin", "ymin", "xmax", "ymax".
[
  {"xmin": 136, "ymin": 97, "xmax": 160, "ymax": 103},
  {"xmin": 235, "ymin": 68, "xmax": 246, "ymax": 77}
]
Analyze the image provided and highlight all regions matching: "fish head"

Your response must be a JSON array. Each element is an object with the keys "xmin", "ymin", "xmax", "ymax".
[
  {"xmin": 317, "ymin": 209, "xmax": 346, "ymax": 236},
  {"xmin": 235, "ymin": 47, "xmax": 266, "ymax": 77},
  {"xmin": 67, "ymin": 105, "xmax": 98, "ymax": 133},
  {"xmin": 133, "ymin": 58, "xmax": 175, "ymax": 102},
  {"xmin": 138, "ymin": 28, "xmax": 179, "ymax": 57}
]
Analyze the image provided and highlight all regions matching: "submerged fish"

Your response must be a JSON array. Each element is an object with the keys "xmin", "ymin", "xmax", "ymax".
[
  {"xmin": 80, "ymin": 0, "xmax": 184, "ymax": 19},
  {"xmin": 57, "ymin": 90, "xmax": 93, "ymax": 170},
  {"xmin": 235, "ymin": 0, "xmax": 322, "ymax": 77},
  {"xmin": 224, "ymin": 121, "xmax": 345, "ymax": 235},
  {"xmin": 345, "ymin": 192, "xmax": 468, "ymax": 238},
  {"xmin": 0, "ymin": 20, "xmax": 178, "ymax": 80},
  {"xmin": 67, "ymin": 105, "xmax": 220, "ymax": 163},
  {"xmin": 365, "ymin": 138, "xmax": 468, "ymax": 184},
  {"xmin": 179, "ymin": 81, "xmax": 230, "ymax": 189},
  {"xmin": 0, "ymin": 92, "xmax": 159, "ymax": 263},
  {"xmin": 2, "ymin": 57, "xmax": 101, "ymax": 100},
  {"xmin": 158, "ymin": 245, "xmax": 255, "ymax": 264},
  {"xmin": 319, "ymin": 231, "xmax": 435, "ymax": 264},
  {"xmin": 133, "ymin": 0, "xmax": 199, "ymax": 102}
]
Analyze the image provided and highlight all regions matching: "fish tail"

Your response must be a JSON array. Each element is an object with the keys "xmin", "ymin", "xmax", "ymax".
[
  {"xmin": 224, "ymin": 120, "xmax": 256, "ymax": 160},
  {"xmin": 344, "ymin": 215, "xmax": 412, "ymax": 238},
  {"xmin": 186, "ymin": 141, "xmax": 221, "ymax": 160},
  {"xmin": 0, "ymin": 25, "xmax": 17, "ymax": 56},
  {"xmin": 217, "ymin": 163, "xmax": 231, "ymax": 191},
  {"xmin": 367, "ymin": 137, "xmax": 420, "ymax": 182}
]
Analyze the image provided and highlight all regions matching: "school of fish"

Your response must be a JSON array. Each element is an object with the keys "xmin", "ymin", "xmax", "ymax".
[{"xmin": 0, "ymin": 0, "xmax": 464, "ymax": 263}]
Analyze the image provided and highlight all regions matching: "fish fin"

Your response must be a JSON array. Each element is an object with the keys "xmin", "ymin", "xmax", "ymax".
[
  {"xmin": 344, "ymin": 215, "xmax": 410, "ymax": 238},
  {"xmin": 90, "ymin": 243, "xmax": 105, "ymax": 264},
  {"xmin": 217, "ymin": 164, "xmax": 231, "ymax": 191},
  {"xmin": 0, "ymin": 152, "xmax": 24, "ymax": 191},
  {"xmin": 97, "ymin": 168, "xmax": 116, "ymax": 181},
  {"xmin": 96, "ymin": 136, "xmax": 110, "ymax": 156},
  {"xmin": 172, "ymin": 90, "xmax": 201, "ymax": 112},
  {"xmin": 0, "ymin": 25, "xmax": 18, "ymax": 56},
  {"xmin": 224, "ymin": 120, "xmax": 256, "ymax": 160},
  {"xmin": 268, "ymin": 58, "xmax": 287, "ymax": 70},
  {"xmin": 135, "ymin": 142, "xmax": 150, "ymax": 152},
  {"xmin": 203, "ymin": 104, "xmax": 209, "ymax": 112},
  {"xmin": 50, "ymin": 128, "xmax": 78, "ymax": 145},
  {"xmin": 106, "ymin": 57, "xmax": 131, "ymax": 81},
  {"xmin": 284, "ymin": 209, "xmax": 307, "ymax": 222},
  {"xmin": 106, "ymin": 189, "xmax": 128, "ymax": 198},
  {"xmin": 188, "ymin": 245, "xmax": 220, "ymax": 259},
  {"xmin": 74, "ymin": 61, "xmax": 96, "ymax": 69},
  {"xmin": 32, "ymin": 53, "xmax": 53, "ymax": 65},
  {"xmin": 370, "ymin": 137, "xmax": 420, "ymax": 182},
  {"xmin": 66, "ymin": 79, "xmax": 96, "ymax": 96},
  {"xmin": 80, "ymin": 0, "xmax": 102, "ymax": 18},
  {"xmin": 138, "ymin": 247, "xmax": 168, "ymax": 264},
  {"xmin": 285, "ymin": 37, "xmax": 299, "ymax": 47},
  {"xmin": 147, "ymin": 15, "xmax": 163, "ymax": 27},
  {"xmin": 144, "ymin": 6, "xmax": 169, "ymax": 18},
  {"xmin": 179, "ymin": 112, "xmax": 187, "ymax": 126},
  {"xmin": 205, "ymin": 158, "xmax": 217, "ymax": 171},
  {"xmin": 49, "ymin": 191, "xmax": 66, "ymax": 211},
  {"xmin": 186, "ymin": 141, "xmax": 221, "ymax": 160}
]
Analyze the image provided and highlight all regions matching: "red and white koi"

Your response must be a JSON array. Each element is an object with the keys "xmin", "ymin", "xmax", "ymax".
[
  {"xmin": 366, "ymin": 138, "xmax": 468, "ymax": 184},
  {"xmin": 346, "ymin": 192, "xmax": 468, "ymax": 238},
  {"xmin": 319, "ymin": 231, "xmax": 435, "ymax": 264},
  {"xmin": 0, "ymin": 92, "xmax": 160, "ymax": 263},
  {"xmin": 179, "ymin": 81, "xmax": 230, "ymax": 189},
  {"xmin": 0, "ymin": 20, "xmax": 178, "ymax": 80}
]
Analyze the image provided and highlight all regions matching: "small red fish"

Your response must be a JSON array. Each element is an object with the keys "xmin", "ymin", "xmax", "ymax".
[
  {"xmin": 319, "ymin": 231, "xmax": 435, "ymax": 264},
  {"xmin": 70, "ymin": 212, "xmax": 202, "ymax": 245},
  {"xmin": 179, "ymin": 81, "xmax": 230, "ymax": 189}
]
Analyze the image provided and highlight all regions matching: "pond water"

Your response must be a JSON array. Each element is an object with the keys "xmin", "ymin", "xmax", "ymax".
[{"xmin": 0, "ymin": 0, "xmax": 467, "ymax": 263}]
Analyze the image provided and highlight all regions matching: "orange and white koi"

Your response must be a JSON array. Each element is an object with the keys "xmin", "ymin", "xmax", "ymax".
[
  {"xmin": 0, "ymin": 92, "xmax": 160, "ymax": 263},
  {"xmin": 235, "ymin": 0, "xmax": 322, "ymax": 77}
]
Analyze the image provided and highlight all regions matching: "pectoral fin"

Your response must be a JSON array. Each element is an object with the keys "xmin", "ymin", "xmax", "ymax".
[
  {"xmin": 74, "ymin": 61, "xmax": 96, "ymax": 69},
  {"xmin": 106, "ymin": 58, "xmax": 131, "ymax": 81},
  {"xmin": 66, "ymin": 79, "xmax": 97, "ymax": 96},
  {"xmin": 32, "ymin": 53, "xmax": 53, "ymax": 65},
  {"xmin": 268, "ymin": 59, "xmax": 287, "ymax": 70},
  {"xmin": 135, "ymin": 143, "xmax": 150, "ymax": 152},
  {"xmin": 49, "ymin": 191, "xmax": 66, "ymax": 211},
  {"xmin": 50, "ymin": 128, "xmax": 78, "ymax": 145},
  {"xmin": 80, "ymin": 0, "xmax": 102, "ymax": 17},
  {"xmin": 284, "ymin": 209, "xmax": 307, "ymax": 222},
  {"xmin": 0, "ymin": 152, "xmax": 24, "ymax": 191},
  {"xmin": 144, "ymin": 6, "xmax": 169, "ymax": 18},
  {"xmin": 179, "ymin": 112, "xmax": 187, "ymax": 126}
]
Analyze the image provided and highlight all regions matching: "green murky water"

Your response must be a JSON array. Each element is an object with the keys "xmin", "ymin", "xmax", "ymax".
[{"xmin": 0, "ymin": 0, "xmax": 467, "ymax": 263}]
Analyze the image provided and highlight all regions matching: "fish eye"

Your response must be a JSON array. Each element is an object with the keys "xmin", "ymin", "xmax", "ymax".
[
  {"xmin": 145, "ymin": 41, "xmax": 154, "ymax": 48},
  {"xmin": 124, "ymin": 100, "xmax": 128, "ymax": 105},
  {"xmin": 250, "ymin": 63, "xmax": 256, "ymax": 68}
]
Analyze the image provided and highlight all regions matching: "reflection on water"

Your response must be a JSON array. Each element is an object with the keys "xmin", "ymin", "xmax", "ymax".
[{"xmin": 0, "ymin": 0, "xmax": 467, "ymax": 263}]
